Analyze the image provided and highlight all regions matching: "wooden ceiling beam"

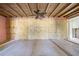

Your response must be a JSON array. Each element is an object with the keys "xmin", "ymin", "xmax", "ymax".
[
  {"xmin": 6, "ymin": 4, "xmax": 21, "ymax": 17},
  {"xmin": 66, "ymin": 11, "xmax": 79, "ymax": 17},
  {"xmin": 44, "ymin": 3, "xmax": 49, "ymax": 11},
  {"xmin": 46, "ymin": 3, "xmax": 59, "ymax": 16},
  {"xmin": 16, "ymin": 4, "xmax": 27, "ymax": 16},
  {"xmin": 56, "ymin": 3, "xmax": 78, "ymax": 17},
  {"xmin": 28, "ymin": 3, "xmax": 37, "ymax": 16},
  {"xmin": 55, "ymin": 3, "xmax": 70, "ymax": 17},
  {"xmin": 67, "ymin": 13, "xmax": 79, "ymax": 19},
  {"xmin": 49, "ymin": 3, "xmax": 69, "ymax": 17},
  {"xmin": 27, "ymin": 3, "xmax": 33, "ymax": 15},
  {"xmin": 14, "ymin": 3, "xmax": 27, "ymax": 16},
  {"xmin": 0, "ymin": 3, "xmax": 78, "ymax": 18},
  {"xmin": 9, "ymin": 4, "xmax": 23, "ymax": 16},
  {"xmin": 38, "ymin": 3, "xmax": 48, "ymax": 11},
  {"xmin": 0, "ymin": 8, "xmax": 13, "ymax": 17},
  {"xmin": 18, "ymin": 3, "xmax": 32, "ymax": 16},
  {"xmin": 0, "ymin": 4, "xmax": 16, "ymax": 17},
  {"xmin": 0, "ymin": 11, "xmax": 10, "ymax": 17},
  {"xmin": 36, "ymin": 3, "xmax": 38, "ymax": 10},
  {"xmin": 62, "ymin": 6, "xmax": 79, "ymax": 17}
]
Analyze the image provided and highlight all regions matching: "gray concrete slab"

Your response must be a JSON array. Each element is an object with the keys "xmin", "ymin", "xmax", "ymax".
[
  {"xmin": 51, "ymin": 39, "xmax": 79, "ymax": 56},
  {"xmin": 0, "ymin": 39, "xmax": 67, "ymax": 56}
]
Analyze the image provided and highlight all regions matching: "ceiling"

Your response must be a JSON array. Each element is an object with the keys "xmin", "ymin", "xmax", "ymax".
[{"xmin": 0, "ymin": 3, "xmax": 79, "ymax": 19}]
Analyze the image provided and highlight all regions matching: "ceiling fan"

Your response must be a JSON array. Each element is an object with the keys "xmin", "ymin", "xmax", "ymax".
[{"xmin": 34, "ymin": 9, "xmax": 46, "ymax": 19}]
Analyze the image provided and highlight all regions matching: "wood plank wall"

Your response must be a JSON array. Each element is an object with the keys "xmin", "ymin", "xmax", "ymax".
[{"xmin": 0, "ymin": 16, "xmax": 11, "ymax": 44}]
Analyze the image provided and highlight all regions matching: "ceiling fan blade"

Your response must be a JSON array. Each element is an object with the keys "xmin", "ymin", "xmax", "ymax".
[
  {"xmin": 40, "ymin": 15, "xmax": 45, "ymax": 18},
  {"xmin": 34, "ymin": 11, "xmax": 38, "ymax": 14},
  {"xmin": 35, "ymin": 15, "xmax": 39, "ymax": 19},
  {"xmin": 37, "ymin": 10, "xmax": 40, "ymax": 12},
  {"xmin": 34, "ymin": 10, "xmax": 46, "ymax": 19},
  {"xmin": 34, "ymin": 10, "xmax": 40, "ymax": 14},
  {"xmin": 42, "ymin": 12, "xmax": 46, "ymax": 14}
]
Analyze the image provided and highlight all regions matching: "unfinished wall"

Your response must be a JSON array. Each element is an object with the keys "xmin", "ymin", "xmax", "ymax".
[
  {"xmin": 11, "ymin": 17, "xmax": 56, "ymax": 40},
  {"xmin": 10, "ymin": 17, "xmax": 67, "ymax": 40},
  {"xmin": 0, "ymin": 16, "xmax": 7, "ymax": 44},
  {"xmin": 55, "ymin": 17, "xmax": 68, "ymax": 40}
]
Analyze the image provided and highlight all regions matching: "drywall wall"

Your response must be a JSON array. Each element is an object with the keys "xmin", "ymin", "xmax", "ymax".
[
  {"xmin": 10, "ymin": 17, "xmax": 67, "ymax": 40},
  {"xmin": 0, "ymin": 16, "xmax": 7, "ymax": 44}
]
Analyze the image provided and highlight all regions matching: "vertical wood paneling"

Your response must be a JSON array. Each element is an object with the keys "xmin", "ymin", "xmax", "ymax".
[{"xmin": 0, "ymin": 16, "xmax": 7, "ymax": 44}]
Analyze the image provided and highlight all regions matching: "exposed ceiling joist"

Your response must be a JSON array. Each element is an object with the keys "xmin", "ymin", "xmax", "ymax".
[
  {"xmin": 6, "ymin": 4, "xmax": 22, "ymax": 16},
  {"xmin": 67, "ymin": 13, "xmax": 79, "ymax": 19},
  {"xmin": 18, "ymin": 3, "xmax": 33, "ymax": 16},
  {"xmin": 27, "ymin": 3, "xmax": 33, "ymax": 16},
  {"xmin": 0, "ymin": 4, "xmax": 18, "ymax": 17},
  {"xmin": 66, "ymin": 11, "xmax": 79, "ymax": 18},
  {"xmin": 0, "ymin": 8, "xmax": 13, "ymax": 17},
  {"xmin": 6, "ymin": 4, "xmax": 21, "ymax": 17},
  {"xmin": 62, "ymin": 6, "xmax": 79, "ymax": 17},
  {"xmin": 28, "ymin": 3, "xmax": 37, "ymax": 16},
  {"xmin": 9, "ymin": 4, "xmax": 23, "ymax": 16},
  {"xmin": 14, "ymin": 4, "xmax": 27, "ymax": 16},
  {"xmin": 0, "ymin": 11, "xmax": 10, "ymax": 17},
  {"xmin": 50, "ymin": 3, "xmax": 68, "ymax": 17},
  {"xmin": 16, "ymin": 4, "xmax": 27, "ymax": 16},
  {"xmin": 44, "ymin": 3, "xmax": 49, "ymax": 11},
  {"xmin": 46, "ymin": 3, "xmax": 59, "ymax": 16},
  {"xmin": 0, "ymin": 3, "xmax": 78, "ymax": 19},
  {"xmin": 56, "ymin": 3, "xmax": 78, "ymax": 17},
  {"xmin": 38, "ymin": 3, "xmax": 48, "ymax": 11},
  {"xmin": 36, "ymin": 3, "xmax": 38, "ymax": 10}
]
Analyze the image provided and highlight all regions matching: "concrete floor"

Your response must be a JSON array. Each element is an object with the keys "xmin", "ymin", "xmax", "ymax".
[
  {"xmin": 0, "ymin": 39, "xmax": 79, "ymax": 56},
  {"xmin": 51, "ymin": 39, "xmax": 79, "ymax": 56},
  {"xmin": 0, "ymin": 39, "xmax": 67, "ymax": 56}
]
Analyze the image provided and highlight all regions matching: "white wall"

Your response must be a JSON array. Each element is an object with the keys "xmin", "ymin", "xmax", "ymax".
[{"xmin": 68, "ymin": 16, "xmax": 79, "ymax": 44}]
